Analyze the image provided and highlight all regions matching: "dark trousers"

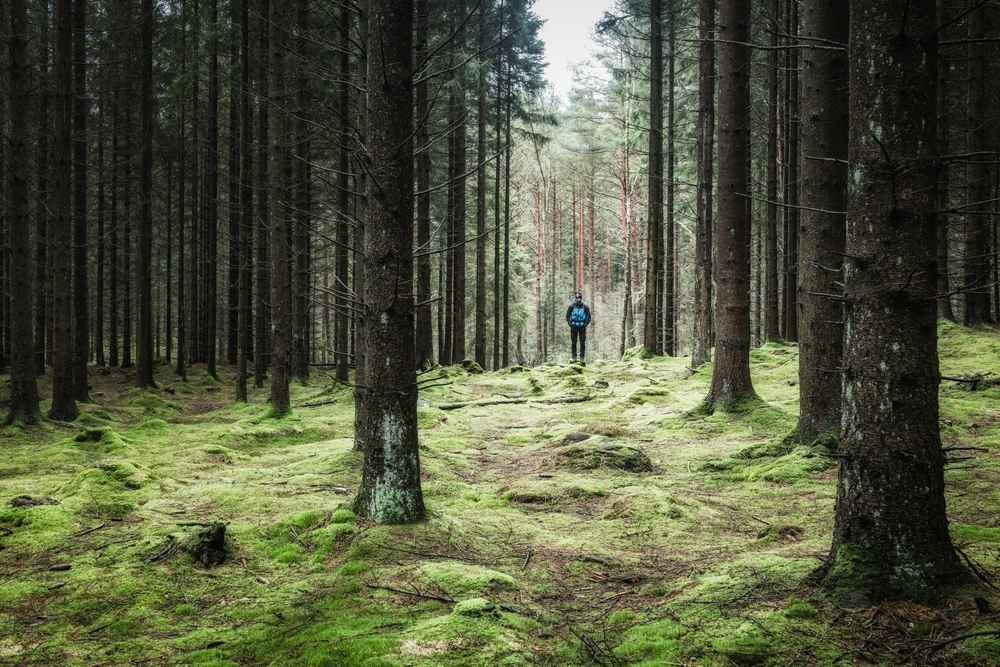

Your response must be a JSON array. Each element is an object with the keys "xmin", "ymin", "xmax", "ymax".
[{"xmin": 571, "ymin": 328, "xmax": 587, "ymax": 359}]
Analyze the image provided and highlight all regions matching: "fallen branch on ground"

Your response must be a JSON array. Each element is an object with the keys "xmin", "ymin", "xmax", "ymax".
[{"xmin": 438, "ymin": 394, "xmax": 594, "ymax": 411}]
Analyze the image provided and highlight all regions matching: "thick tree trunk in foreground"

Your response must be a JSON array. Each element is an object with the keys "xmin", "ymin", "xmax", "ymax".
[
  {"xmin": 50, "ymin": 0, "xmax": 78, "ymax": 420},
  {"xmin": 706, "ymin": 0, "xmax": 754, "ymax": 406},
  {"xmin": 796, "ymin": 0, "xmax": 848, "ymax": 442},
  {"xmin": 354, "ymin": 0, "xmax": 425, "ymax": 524},
  {"xmin": 691, "ymin": 0, "xmax": 715, "ymax": 369},
  {"xmin": 643, "ymin": 0, "xmax": 663, "ymax": 356},
  {"xmin": 6, "ymin": 0, "xmax": 40, "ymax": 424},
  {"xmin": 136, "ymin": 0, "xmax": 155, "ymax": 388},
  {"xmin": 821, "ymin": 0, "xmax": 966, "ymax": 602}
]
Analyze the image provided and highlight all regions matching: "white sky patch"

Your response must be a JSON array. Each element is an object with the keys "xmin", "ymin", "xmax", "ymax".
[{"xmin": 535, "ymin": 0, "xmax": 611, "ymax": 100}]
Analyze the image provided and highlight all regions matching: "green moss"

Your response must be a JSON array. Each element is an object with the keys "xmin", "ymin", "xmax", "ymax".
[
  {"xmin": 330, "ymin": 509, "xmax": 356, "ymax": 524},
  {"xmin": 613, "ymin": 619, "xmax": 685, "ymax": 665},
  {"xmin": 952, "ymin": 523, "xmax": 1000, "ymax": 544},
  {"xmin": 452, "ymin": 597, "xmax": 498, "ymax": 617},
  {"xmin": 784, "ymin": 599, "xmax": 818, "ymax": 619},
  {"xmin": 418, "ymin": 562, "xmax": 516, "ymax": 596},
  {"xmin": 557, "ymin": 441, "xmax": 653, "ymax": 473},
  {"xmin": 711, "ymin": 621, "xmax": 774, "ymax": 664}
]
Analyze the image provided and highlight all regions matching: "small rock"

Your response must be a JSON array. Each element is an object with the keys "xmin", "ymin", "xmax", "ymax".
[
  {"xmin": 593, "ymin": 379, "xmax": 610, "ymax": 389},
  {"xmin": 49, "ymin": 564, "xmax": 72, "ymax": 572},
  {"xmin": 453, "ymin": 597, "xmax": 498, "ymax": 617},
  {"xmin": 461, "ymin": 360, "xmax": 485, "ymax": 374},
  {"xmin": 562, "ymin": 432, "xmax": 592, "ymax": 444}
]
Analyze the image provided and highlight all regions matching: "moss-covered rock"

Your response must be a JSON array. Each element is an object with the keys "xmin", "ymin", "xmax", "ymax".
[
  {"xmin": 418, "ymin": 562, "xmax": 516, "ymax": 596},
  {"xmin": 557, "ymin": 441, "xmax": 653, "ymax": 473}
]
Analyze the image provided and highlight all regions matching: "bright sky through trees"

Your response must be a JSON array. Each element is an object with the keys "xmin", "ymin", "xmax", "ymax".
[{"xmin": 534, "ymin": 0, "xmax": 609, "ymax": 99}]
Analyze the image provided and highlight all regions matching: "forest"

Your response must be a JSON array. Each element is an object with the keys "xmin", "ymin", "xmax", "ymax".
[{"xmin": 1, "ymin": 0, "xmax": 999, "ymax": 664}]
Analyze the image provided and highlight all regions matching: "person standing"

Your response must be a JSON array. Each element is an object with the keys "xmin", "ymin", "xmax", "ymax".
[{"xmin": 566, "ymin": 292, "xmax": 592, "ymax": 365}]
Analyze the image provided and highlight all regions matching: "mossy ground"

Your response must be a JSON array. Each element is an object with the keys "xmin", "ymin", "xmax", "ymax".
[{"xmin": 1, "ymin": 323, "xmax": 999, "ymax": 665}]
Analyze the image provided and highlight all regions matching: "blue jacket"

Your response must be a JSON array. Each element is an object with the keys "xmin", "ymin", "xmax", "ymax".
[{"xmin": 566, "ymin": 302, "xmax": 592, "ymax": 329}]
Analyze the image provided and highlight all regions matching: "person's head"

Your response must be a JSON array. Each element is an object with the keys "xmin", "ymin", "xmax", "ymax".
[{"xmin": 574, "ymin": 291, "xmax": 583, "ymax": 304}]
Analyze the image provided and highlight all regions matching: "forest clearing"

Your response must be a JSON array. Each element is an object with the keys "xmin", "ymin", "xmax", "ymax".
[
  {"xmin": 3, "ymin": 0, "xmax": 1000, "ymax": 663},
  {"xmin": 1, "ymin": 323, "xmax": 999, "ymax": 665}
]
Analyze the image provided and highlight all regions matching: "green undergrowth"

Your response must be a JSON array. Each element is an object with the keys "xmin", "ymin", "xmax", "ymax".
[{"xmin": 1, "ymin": 325, "xmax": 998, "ymax": 665}]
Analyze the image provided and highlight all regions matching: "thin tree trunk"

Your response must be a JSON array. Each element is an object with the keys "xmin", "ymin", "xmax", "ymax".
[
  {"xmin": 36, "ymin": 2, "xmax": 51, "ymax": 375},
  {"xmin": 643, "ymin": 0, "xmax": 663, "ymax": 355},
  {"xmin": 821, "ymin": 0, "xmax": 967, "ymax": 602},
  {"xmin": 664, "ymin": 2, "xmax": 676, "ymax": 356},
  {"xmin": 204, "ymin": 0, "xmax": 219, "ymax": 378},
  {"xmin": 72, "ymin": 0, "xmax": 89, "ymax": 399},
  {"xmin": 292, "ymin": 0, "xmax": 311, "ymax": 382},
  {"xmin": 227, "ymin": 0, "xmax": 241, "ymax": 365},
  {"xmin": 782, "ymin": 0, "xmax": 800, "ymax": 341},
  {"xmin": 764, "ymin": 0, "xmax": 780, "ymax": 341},
  {"xmin": 473, "ymin": 0, "xmax": 488, "ymax": 369},
  {"xmin": 706, "ymin": 0, "xmax": 754, "ymax": 406},
  {"xmin": 97, "ymin": 100, "xmax": 106, "ymax": 367},
  {"xmin": 354, "ymin": 0, "xmax": 425, "ymax": 524},
  {"xmin": 414, "ymin": 0, "xmax": 433, "ymax": 370},
  {"xmin": 451, "ymin": 0, "xmax": 467, "ymax": 363},
  {"xmin": 691, "ymin": 0, "xmax": 715, "ymax": 368},
  {"xmin": 236, "ymin": 0, "xmax": 253, "ymax": 401},
  {"xmin": 502, "ymin": 69, "xmax": 512, "ymax": 368},
  {"xmin": 254, "ymin": 0, "xmax": 272, "ymax": 388},
  {"xmin": 176, "ymin": 0, "xmax": 188, "ymax": 380},
  {"xmin": 136, "ymin": 0, "xmax": 155, "ymax": 387}
]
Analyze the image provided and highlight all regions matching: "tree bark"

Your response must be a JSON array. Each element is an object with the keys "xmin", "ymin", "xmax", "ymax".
[
  {"xmin": 227, "ymin": 0, "xmax": 241, "ymax": 366},
  {"xmin": 643, "ymin": 0, "xmax": 663, "ymax": 356},
  {"xmin": 50, "ymin": 0, "xmax": 78, "ymax": 420},
  {"xmin": 664, "ymin": 3, "xmax": 676, "ymax": 356},
  {"xmin": 175, "ymin": 0, "xmax": 188, "ymax": 381},
  {"xmin": 821, "ymin": 0, "xmax": 967, "ymax": 603},
  {"xmin": 72, "ymin": 0, "xmax": 90, "ymax": 399},
  {"xmin": 292, "ymin": 0, "xmax": 311, "ymax": 382},
  {"xmin": 203, "ymin": 0, "xmax": 219, "ymax": 378},
  {"xmin": 451, "ymin": 0, "xmax": 467, "ymax": 364},
  {"xmin": 691, "ymin": 0, "xmax": 715, "ymax": 369},
  {"xmin": 254, "ymin": 0, "xmax": 272, "ymax": 388},
  {"xmin": 706, "ymin": 0, "xmax": 755, "ymax": 406},
  {"xmin": 473, "ymin": 0, "xmax": 488, "ymax": 369},
  {"xmin": 236, "ymin": 0, "xmax": 253, "ymax": 401},
  {"xmin": 35, "ymin": 0, "xmax": 51, "ymax": 375},
  {"xmin": 136, "ymin": 0, "xmax": 155, "ymax": 388},
  {"xmin": 764, "ymin": 0, "xmax": 780, "ymax": 341},
  {"xmin": 782, "ymin": 0, "xmax": 800, "ymax": 341},
  {"xmin": 338, "ymin": 4, "xmax": 355, "ymax": 380},
  {"xmin": 796, "ymin": 0, "xmax": 848, "ymax": 442},
  {"xmin": 354, "ymin": 0, "xmax": 425, "ymax": 524},
  {"xmin": 5, "ymin": 0, "xmax": 40, "ymax": 423}
]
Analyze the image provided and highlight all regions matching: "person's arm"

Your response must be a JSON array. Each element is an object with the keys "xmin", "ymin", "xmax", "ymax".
[
  {"xmin": 566, "ymin": 305, "xmax": 573, "ymax": 325},
  {"xmin": 585, "ymin": 305, "xmax": 593, "ymax": 326}
]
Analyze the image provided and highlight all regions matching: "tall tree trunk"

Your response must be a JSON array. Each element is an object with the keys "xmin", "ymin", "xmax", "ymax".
[
  {"xmin": 236, "ymin": 0, "xmax": 253, "ymax": 401},
  {"xmin": 111, "ymin": 74, "xmax": 120, "ymax": 368},
  {"xmin": 821, "ymin": 0, "xmax": 967, "ymax": 602},
  {"xmin": 473, "ymin": 0, "xmax": 488, "ymax": 369},
  {"xmin": 664, "ymin": 2, "xmax": 676, "ymax": 356},
  {"xmin": 964, "ymin": 4, "xmax": 995, "ymax": 325},
  {"xmin": 72, "ymin": 0, "xmax": 89, "ymax": 400},
  {"xmin": 643, "ymin": 0, "xmax": 663, "ymax": 355},
  {"xmin": 796, "ymin": 0, "xmax": 848, "ymax": 442},
  {"xmin": 164, "ymin": 143, "xmax": 171, "ymax": 364},
  {"xmin": 451, "ymin": 0, "xmax": 467, "ymax": 363},
  {"xmin": 268, "ymin": 0, "xmax": 290, "ymax": 415},
  {"xmin": 782, "ymin": 0, "xmax": 800, "ymax": 341},
  {"xmin": 136, "ymin": 0, "xmax": 155, "ymax": 387},
  {"xmin": 292, "ymin": 0, "xmax": 311, "ymax": 382},
  {"xmin": 176, "ymin": 0, "xmax": 188, "ymax": 380},
  {"xmin": 227, "ymin": 0, "xmax": 241, "ymax": 366},
  {"xmin": 204, "ymin": 0, "xmax": 219, "ymax": 377},
  {"xmin": 254, "ymin": 0, "xmax": 271, "ymax": 388},
  {"xmin": 337, "ymin": 4, "xmax": 355, "ymax": 380},
  {"xmin": 706, "ymin": 0, "xmax": 754, "ymax": 406},
  {"xmin": 691, "ymin": 0, "xmax": 715, "ymax": 368},
  {"xmin": 502, "ymin": 70, "xmax": 512, "ymax": 368},
  {"xmin": 354, "ymin": 0, "xmax": 425, "ymax": 524},
  {"xmin": 6, "ymin": 0, "xmax": 40, "ymax": 423},
  {"xmin": 35, "ymin": 1, "xmax": 51, "ymax": 375},
  {"xmin": 764, "ymin": 0, "xmax": 780, "ymax": 341},
  {"xmin": 50, "ymin": 0, "xmax": 78, "ymax": 420},
  {"xmin": 97, "ymin": 102, "xmax": 106, "ymax": 366},
  {"xmin": 491, "ymin": 1, "xmax": 504, "ymax": 371},
  {"xmin": 414, "ymin": 0, "xmax": 433, "ymax": 370}
]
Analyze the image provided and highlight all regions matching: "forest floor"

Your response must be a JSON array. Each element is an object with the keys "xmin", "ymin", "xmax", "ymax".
[{"xmin": 1, "ymin": 322, "xmax": 999, "ymax": 666}]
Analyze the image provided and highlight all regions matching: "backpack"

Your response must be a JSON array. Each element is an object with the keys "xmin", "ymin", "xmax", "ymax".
[{"xmin": 569, "ymin": 305, "xmax": 588, "ymax": 329}]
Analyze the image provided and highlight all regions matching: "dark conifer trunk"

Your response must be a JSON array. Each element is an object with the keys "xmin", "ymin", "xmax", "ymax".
[
  {"xmin": 764, "ymin": 0, "xmax": 780, "ymax": 341},
  {"xmin": 691, "ymin": 0, "xmax": 715, "ymax": 368},
  {"xmin": 268, "ymin": 0, "xmax": 290, "ymax": 415},
  {"xmin": 706, "ymin": 0, "xmax": 754, "ymax": 406},
  {"xmin": 821, "ymin": 0, "xmax": 967, "ymax": 602},
  {"xmin": 236, "ymin": 0, "xmax": 253, "ymax": 401},
  {"xmin": 451, "ymin": 0, "xmax": 467, "ymax": 364},
  {"xmin": 97, "ymin": 102, "xmax": 106, "ymax": 367},
  {"xmin": 663, "ymin": 2, "xmax": 676, "ymax": 356},
  {"xmin": 136, "ymin": 0, "xmax": 155, "ymax": 387},
  {"xmin": 227, "ymin": 0, "xmax": 241, "ymax": 366},
  {"xmin": 796, "ymin": 0, "xmax": 848, "ymax": 442},
  {"xmin": 35, "ymin": 2, "xmax": 51, "ymax": 375},
  {"xmin": 254, "ymin": 0, "xmax": 272, "ymax": 388},
  {"xmin": 354, "ymin": 0, "xmax": 425, "ymax": 524},
  {"xmin": 291, "ymin": 0, "xmax": 311, "ymax": 383},
  {"xmin": 336, "ymin": 4, "xmax": 353, "ymax": 380},
  {"xmin": 72, "ymin": 0, "xmax": 89, "ymax": 400},
  {"xmin": 643, "ymin": 0, "xmax": 663, "ymax": 356},
  {"xmin": 110, "ymin": 73, "xmax": 120, "ymax": 368},
  {"xmin": 204, "ymin": 0, "xmax": 219, "ymax": 378},
  {"xmin": 782, "ymin": 0, "xmax": 800, "ymax": 341},
  {"xmin": 50, "ymin": 0, "xmax": 78, "ymax": 420},
  {"xmin": 176, "ymin": 0, "xmax": 188, "ymax": 381},
  {"xmin": 474, "ymin": 0, "xmax": 488, "ymax": 369},
  {"xmin": 6, "ymin": 0, "xmax": 40, "ymax": 424}
]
